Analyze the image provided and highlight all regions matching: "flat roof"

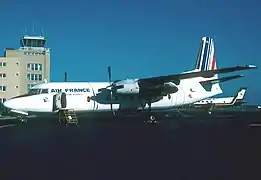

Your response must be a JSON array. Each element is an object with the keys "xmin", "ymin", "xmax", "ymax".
[{"xmin": 22, "ymin": 35, "xmax": 46, "ymax": 40}]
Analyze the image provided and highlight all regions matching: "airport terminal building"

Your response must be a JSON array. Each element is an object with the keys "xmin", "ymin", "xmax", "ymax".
[{"xmin": 0, "ymin": 35, "xmax": 50, "ymax": 103}]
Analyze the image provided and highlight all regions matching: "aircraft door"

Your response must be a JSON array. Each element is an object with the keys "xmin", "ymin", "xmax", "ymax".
[{"xmin": 53, "ymin": 92, "xmax": 67, "ymax": 111}]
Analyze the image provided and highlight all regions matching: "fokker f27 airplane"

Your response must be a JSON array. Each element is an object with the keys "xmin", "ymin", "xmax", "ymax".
[{"xmin": 3, "ymin": 37, "xmax": 257, "ymax": 123}]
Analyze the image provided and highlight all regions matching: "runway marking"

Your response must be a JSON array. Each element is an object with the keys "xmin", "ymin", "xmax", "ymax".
[{"xmin": 0, "ymin": 124, "xmax": 16, "ymax": 129}]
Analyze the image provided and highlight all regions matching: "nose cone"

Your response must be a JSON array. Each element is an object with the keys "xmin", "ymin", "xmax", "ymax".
[
  {"xmin": 3, "ymin": 100, "xmax": 13, "ymax": 109},
  {"xmin": 3, "ymin": 98, "xmax": 27, "ymax": 112}
]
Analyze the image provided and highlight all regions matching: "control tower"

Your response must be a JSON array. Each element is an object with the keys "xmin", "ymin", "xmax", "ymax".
[
  {"xmin": 20, "ymin": 35, "xmax": 48, "ymax": 50},
  {"xmin": 0, "ymin": 33, "xmax": 51, "ymax": 100}
]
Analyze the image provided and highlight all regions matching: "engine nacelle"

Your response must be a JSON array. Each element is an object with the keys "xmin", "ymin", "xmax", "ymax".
[
  {"xmin": 162, "ymin": 82, "xmax": 179, "ymax": 94},
  {"xmin": 112, "ymin": 80, "xmax": 178, "ymax": 95},
  {"xmin": 113, "ymin": 79, "xmax": 140, "ymax": 94}
]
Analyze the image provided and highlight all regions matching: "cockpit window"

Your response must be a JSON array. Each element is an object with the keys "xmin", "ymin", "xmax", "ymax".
[
  {"xmin": 11, "ymin": 88, "xmax": 49, "ymax": 100},
  {"xmin": 28, "ymin": 89, "xmax": 39, "ymax": 95},
  {"xmin": 28, "ymin": 88, "xmax": 49, "ymax": 94},
  {"xmin": 41, "ymin": 89, "xmax": 48, "ymax": 93}
]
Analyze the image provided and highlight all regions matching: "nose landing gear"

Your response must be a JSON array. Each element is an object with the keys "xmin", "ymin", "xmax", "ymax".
[{"xmin": 18, "ymin": 116, "xmax": 28, "ymax": 124}]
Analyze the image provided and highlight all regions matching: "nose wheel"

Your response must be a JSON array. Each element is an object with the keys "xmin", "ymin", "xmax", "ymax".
[{"xmin": 18, "ymin": 116, "xmax": 27, "ymax": 124}]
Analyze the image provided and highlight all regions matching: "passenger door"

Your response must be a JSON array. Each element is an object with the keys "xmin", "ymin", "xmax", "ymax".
[{"xmin": 52, "ymin": 92, "xmax": 67, "ymax": 111}]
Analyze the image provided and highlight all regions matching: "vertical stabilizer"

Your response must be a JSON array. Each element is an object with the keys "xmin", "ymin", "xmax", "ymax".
[
  {"xmin": 196, "ymin": 37, "xmax": 221, "ymax": 94},
  {"xmin": 195, "ymin": 37, "xmax": 217, "ymax": 72},
  {"xmin": 234, "ymin": 87, "xmax": 247, "ymax": 101}
]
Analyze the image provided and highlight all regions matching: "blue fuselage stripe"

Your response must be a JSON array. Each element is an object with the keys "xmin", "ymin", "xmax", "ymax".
[
  {"xmin": 201, "ymin": 37, "xmax": 209, "ymax": 71},
  {"xmin": 205, "ymin": 39, "xmax": 211, "ymax": 71}
]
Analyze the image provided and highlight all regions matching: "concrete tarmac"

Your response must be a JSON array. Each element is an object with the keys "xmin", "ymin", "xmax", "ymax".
[{"xmin": 0, "ymin": 110, "xmax": 261, "ymax": 180}]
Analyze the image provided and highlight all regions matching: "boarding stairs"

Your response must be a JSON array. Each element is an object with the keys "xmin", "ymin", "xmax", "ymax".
[{"xmin": 58, "ymin": 109, "xmax": 79, "ymax": 126}]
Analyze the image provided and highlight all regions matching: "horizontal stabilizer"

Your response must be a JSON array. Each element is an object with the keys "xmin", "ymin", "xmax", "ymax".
[{"xmin": 200, "ymin": 75, "xmax": 243, "ymax": 85}]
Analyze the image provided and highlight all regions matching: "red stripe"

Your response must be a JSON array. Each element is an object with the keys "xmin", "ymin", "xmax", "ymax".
[{"xmin": 211, "ymin": 56, "xmax": 216, "ymax": 70}]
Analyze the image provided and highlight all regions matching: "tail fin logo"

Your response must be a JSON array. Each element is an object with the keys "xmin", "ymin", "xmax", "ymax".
[
  {"xmin": 230, "ymin": 88, "xmax": 247, "ymax": 105},
  {"xmin": 236, "ymin": 88, "xmax": 246, "ymax": 100},
  {"xmin": 195, "ymin": 37, "xmax": 217, "ymax": 71}
]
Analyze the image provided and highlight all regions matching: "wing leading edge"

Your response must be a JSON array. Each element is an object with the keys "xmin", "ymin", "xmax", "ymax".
[{"xmin": 138, "ymin": 65, "xmax": 257, "ymax": 85}]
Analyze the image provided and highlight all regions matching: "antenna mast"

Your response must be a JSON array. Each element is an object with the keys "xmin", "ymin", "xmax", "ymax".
[{"xmin": 32, "ymin": 20, "xmax": 35, "ymax": 35}]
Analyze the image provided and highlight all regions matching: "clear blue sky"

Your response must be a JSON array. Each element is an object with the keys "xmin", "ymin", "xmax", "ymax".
[{"xmin": 0, "ymin": 0, "xmax": 261, "ymax": 104}]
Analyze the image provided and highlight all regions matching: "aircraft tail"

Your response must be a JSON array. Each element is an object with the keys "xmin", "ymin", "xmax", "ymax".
[
  {"xmin": 195, "ymin": 37, "xmax": 221, "ymax": 94},
  {"xmin": 218, "ymin": 87, "xmax": 247, "ymax": 106},
  {"xmin": 231, "ymin": 87, "xmax": 247, "ymax": 104},
  {"xmin": 195, "ymin": 37, "xmax": 217, "ymax": 72}
]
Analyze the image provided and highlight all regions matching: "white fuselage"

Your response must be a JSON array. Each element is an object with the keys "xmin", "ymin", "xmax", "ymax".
[
  {"xmin": 194, "ymin": 97, "xmax": 234, "ymax": 105},
  {"xmin": 3, "ymin": 77, "xmax": 222, "ymax": 116}
]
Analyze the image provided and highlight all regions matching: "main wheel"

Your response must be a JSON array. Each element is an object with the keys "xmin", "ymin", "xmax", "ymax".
[
  {"xmin": 150, "ymin": 115, "xmax": 156, "ymax": 121},
  {"xmin": 144, "ymin": 115, "xmax": 156, "ymax": 124}
]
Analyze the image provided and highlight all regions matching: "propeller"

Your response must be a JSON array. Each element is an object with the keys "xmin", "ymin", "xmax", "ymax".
[
  {"xmin": 64, "ymin": 72, "xmax": 67, "ymax": 82},
  {"xmin": 107, "ymin": 66, "xmax": 116, "ymax": 116},
  {"xmin": 97, "ymin": 67, "xmax": 115, "ymax": 92},
  {"xmin": 108, "ymin": 66, "xmax": 111, "ymax": 84}
]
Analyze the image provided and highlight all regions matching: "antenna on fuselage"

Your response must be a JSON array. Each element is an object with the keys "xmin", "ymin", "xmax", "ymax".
[{"xmin": 64, "ymin": 72, "xmax": 67, "ymax": 82}]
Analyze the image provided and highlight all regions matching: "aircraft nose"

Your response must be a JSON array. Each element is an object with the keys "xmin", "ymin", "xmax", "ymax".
[{"xmin": 3, "ymin": 100, "xmax": 14, "ymax": 109}]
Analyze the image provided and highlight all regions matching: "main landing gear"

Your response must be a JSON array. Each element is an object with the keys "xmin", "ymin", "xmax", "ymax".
[
  {"xmin": 144, "ymin": 100, "xmax": 157, "ymax": 124},
  {"xmin": 145, "ymin": 115, "xmax": 157, "ymax": 124},
  {"xmin": 208, "ymin": 105, "xmax": 215, "ymax": 115}
]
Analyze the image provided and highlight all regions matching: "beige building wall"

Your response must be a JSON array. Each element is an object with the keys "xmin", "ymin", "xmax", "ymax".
[{"xmin": 0, "ymin": 47, "xmax": 50, "ymax": 101}]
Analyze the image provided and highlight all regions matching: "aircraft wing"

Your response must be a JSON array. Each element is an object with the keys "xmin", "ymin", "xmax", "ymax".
[{"xmin": 138, "ymin": 65, "xmax": 257, "ymax": 85}]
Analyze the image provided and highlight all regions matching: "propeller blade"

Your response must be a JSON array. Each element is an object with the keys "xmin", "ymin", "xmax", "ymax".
[
  {"xmin": 98, "ymin": 67, "xmax": 113, "ymax": 92},
  {"xmin": 110, "ymin": 91, "xmax": 113, "ymax": 112},
  {"xmin": 109, "ymin": 90, "xmax": 116, "ymax": 116},
  {"xmin": 107, "ymin": 66, "xmax": 116, "ymax": 116},
  {"xmin": 108, "ymin": 66, "xmax": 111, "ymax": 84}
]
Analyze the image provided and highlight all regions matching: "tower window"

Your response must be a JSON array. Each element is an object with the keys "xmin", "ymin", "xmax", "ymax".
[
  {"xmin": 27, "ymin": 63, "xmax": 43, "ymax": 71},
  {"xmin": 0, "ymin": 86, "xmax": 6, "ymax": 92},
  {"xmin": 0, "ymin": 73, "xmax": 6, "ymax": 78},
  {"xmin": 0, "ymin": 98, "xmax": 6, "ymax": 103},
  {"xmin": 0, "ymin": 62, "xmax": 6, "ymax": 67},
  {"xmin": 27, "ymin": 74, "xmax": 43, "ymax": 81}
]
